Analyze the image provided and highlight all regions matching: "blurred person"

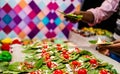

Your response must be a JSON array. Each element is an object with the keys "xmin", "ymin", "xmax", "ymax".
[
  {"xmin": 65, "ymin": 0, "xmax": 119, "ymax": 26},
  {"xmin": 97, "ymin": 40, "xmax": 120, "ymax": 62},
  {"xmin": 65, "ymin": 0, "xmax": 120, "ymax": 62}
]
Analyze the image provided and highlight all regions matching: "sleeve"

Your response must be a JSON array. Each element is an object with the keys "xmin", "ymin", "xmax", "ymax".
[{"xmin": 87, "ymin": 0, "xmax": 119, "ymax": 25}]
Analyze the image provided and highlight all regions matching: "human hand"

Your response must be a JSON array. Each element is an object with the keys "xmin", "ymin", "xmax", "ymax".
[
  {"xmin": 97, "ymin": 40, "xmax": 120, "ymax": 55},
  {"xmin": 98, "ymin": 39, "xmax": 120, "ymax": 49},
  {"xmin": 64, "ymin": 12, "xmax": 83, "ymax": 23},
  {"xmin": 64, "ymin": 11, "xmax": 94, "ymax": 24},
  {"xmin": 112, "ymin": 40, "xmax": 120, "ymax": 44}
]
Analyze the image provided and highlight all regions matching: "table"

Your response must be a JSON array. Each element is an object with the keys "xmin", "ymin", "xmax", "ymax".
[{"xmin": 11, "ymin": 42, "xmax": 120, "ymax": 73}]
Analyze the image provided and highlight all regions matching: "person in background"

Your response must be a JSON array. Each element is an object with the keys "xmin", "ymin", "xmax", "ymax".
[
  {"xmin": 65, "ymin": 0, "xmax": 120, "ymax": 62},
  {"xmin": 65, "ymin": 0, "xmax": 119, "ymax": 25},
  {"xmin": 97, "ymin": 39, "xmax": 120, "ymax": 62}
]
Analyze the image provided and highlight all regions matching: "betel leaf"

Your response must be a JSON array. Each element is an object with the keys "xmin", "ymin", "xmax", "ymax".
[
  {"xmin": 69, "ymin": 54, "xmax": 80, "ymax": 62},
  {"xmin": 89, "ymin": 39, "xmax": 113, "ymax": 45},
  {"xmin": 8, "ymin": 62, "xmax": 21, "ymax": 72},
  {"xmin": 22, "ymin": 48, "xmax": 36, "ymax": 53},
  {"xmin": 34, "ymin": 58, "xmax": 43, "ymax": 69},
  {"xmin": 78, "ymin": 56, "xmax": 90, "ymax": 62},
  {"xmin": 89, "ymin": 40, "xmax": 97, "ymax": 44},
  {"xmin": 40, "ymin": 66, "xmax": 52, "ymax": 73},
  {"xmin": 25, "ymin": 68, "xmax": 37, "ymax": 73},
  {"xmin": 2, "ymin": 71, "xmax": 20, "ymax": 74},
  {"xmin": 0, "ymin": 62, "xmax": 9, "ymax": 72},
  {"xmin": 111, "ymin": 69, "xmax": 118, "ymax": 74},
  {"xmin": 79, "ymin": 50, "xmax": 92, "ymax": 56},
  {"xmin": 98, "ymin": 62, "xmax": 108, "ymax": 68},
  {"xmin": 87, "ymin": 69, "xmax": 99, "ymax": 74},
  {"xmin": 57, "ymin": 64, "xmax": 66, "ymax": 69},
  {"xmin": 58, "ymin": 10, "xmax": 83, "ymax": 21},
  {"xmin": 24, "ymin": 53, "xmax": 39, "ymax": 62},
  {"xmin": 105, "ymin": 30, "xmax": 112, "ymax": 37},
  {"xmin": 41, "ymin": 65, "xmax": 49, "ymax": 70},
  {"xmin": 56, "ymin": 59, "xmax": 63, "ymax": 63},
  {"xmin": 81, "ymin": 62, "xmax": 91, "ymax": 69},
  {"xmin": 104, "ymin": 64, "xmax": 113, "ymax": 70},
  {"xmin": 65, "ymin": 14, "xmax": 83, "ymax": 20}
]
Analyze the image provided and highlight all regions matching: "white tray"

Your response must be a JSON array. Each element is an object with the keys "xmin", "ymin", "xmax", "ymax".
[
  {"xmin": 10, "ymin": 44, "xmax": 120, "ymax": 73},
  {"xmin": 68, "ymin": 30, "xmax": 112, "ymax": 47}
]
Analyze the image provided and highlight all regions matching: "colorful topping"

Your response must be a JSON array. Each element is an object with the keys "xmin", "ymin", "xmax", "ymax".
[
  {"xmin": 1, "ymin": 44, "xmax": 10, "ymax": 51},
  {"xmin": 1, "ymin": 37, "xmax": 12, "ymax": 44},
  {"xmin": 53, "ymin": 69, "xmax": 63, "ymax": 74},
  {"xmin": 100, "ymin": 69, "xmax": 108, "ymax": 74},
  {"xmin": 0, "ymin": 38, "xmax": 118, "ymax": 74},
  {"xmin": 0, "ymin": 51, "xmax": 12, "ymax": 62},
  {"xmin": 78, "ymin": 68, "xmax": 87, "ymax": 74},
  {"xmin": 12, "ymin": 39, "xmax": 21, "ymax": 44}
]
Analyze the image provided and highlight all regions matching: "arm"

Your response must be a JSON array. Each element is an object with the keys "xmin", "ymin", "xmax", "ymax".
[
  {"xmin": 87, "ymin": 0, "xmax": 119, "ymax": 25},
  {"xmin": 98, "ymin": 40, "xmax": 120, "ymax": 49},
  {"xmin": 66, "ymin": 0, "xmax": 119, "ymax": 25},
  {"xmin": 97, "ymin": 40, "xmax": 120, "ymax": 54},
  {"xmin": 73, "ymin": 11, "xmax": 94, "ymax": 24}
]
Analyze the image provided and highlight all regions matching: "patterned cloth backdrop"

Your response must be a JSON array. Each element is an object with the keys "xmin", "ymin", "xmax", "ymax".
[{"xmin": 0, "ymin": 0, "xmax": 82, "ymax": 40}]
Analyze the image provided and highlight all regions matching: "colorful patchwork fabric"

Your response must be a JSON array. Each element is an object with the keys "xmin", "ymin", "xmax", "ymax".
[{"xmin": 0, "ymin": 0, "xmax": 83, "ymax": 39}]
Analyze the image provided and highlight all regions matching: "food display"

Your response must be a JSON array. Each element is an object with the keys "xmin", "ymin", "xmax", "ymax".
[
  {"xmin": 0, "ymin": 38, "xmax": 22, "ymax": 62},
  {"xmin": 58, "ymin": 11, "xmax": 83, "ymax": 21},
  {"xmin": 89, "ymin": 38, "xmax": 113, "ymax": 45},
  {"xmin": 69, "ymin": 27, "xmax": 113, "ymax": 47},
  {"xmin": 74, "ymin": 27, "xmax": 112, "ymax": 38},
  {"xmin": 64, "ymin": 14, "xmax": 83, "ymax": 21},
  {"xmin": 0, "ymin": 38, "xmax": 119, "ymax": 74}
]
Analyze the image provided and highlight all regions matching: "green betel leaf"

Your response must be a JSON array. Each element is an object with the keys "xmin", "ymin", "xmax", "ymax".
[
  {"xmin": 111, "ymin": 69, "xmax": 118, "ymax": 74},
  {"xmin": 79, "ymin": 50, "xmax": 92, "ymax": 56},
  {"xmin": 58, "ymin": 10, "xmax": 83, "ymax": 21},
  {"xmin": 2, "ymin": 71, "xmax": 20, "ymax": 74},
  {"xmin": 0, "ymin": 62, "xmax": 9, "ymax": 72},
  {"xmin": 87, "ymin": 69, "xmax": 99, "ymax": 74},
  {"xmin": 57, "ymin": 63, "xmax": 66, "ymax": 69},
  {"xmin": 8, "ymin": 62, "xmax": 21, "ymax": 72},
  {"xmin": 89, "ymin": 40, "xmax": 97, "ymax": 44},
  {"xmin": 66, "ymin": 14, "xmax": 83, "ymax": 20},
  {"xmin": 78, "ymin": 57, "xmax": 90, "ymax": 62},
  {"xmin": 34, "ymin": 58, "xmax": 43, "ymax": 69}
]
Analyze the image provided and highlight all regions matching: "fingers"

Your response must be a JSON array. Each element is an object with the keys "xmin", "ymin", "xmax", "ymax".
[
  {"xmin": 73, "ymin": 11, "xmax": 81, "ymax": 15},
  {"xmin": 113, "ymin": 40, "xmax": 120, "ymax": 44},
  {"xmin": 64, "ymin": 15, "xmax": 79, "ymax": 23},
  {"xmin": 73, "ymin": 11, "xmax": 85, "ymax": 15},
  {"xmin": 97, "ymin": 44, "xmax": 109, "ymax": 49},
  {"xmin": 108, "ymin": 43, "xmax": 120, "ymax": 49},
  {"xmin": 64, "ymin": 11, "xmax": 83, "ymax": 23},
  {"xmin": 97, "ymin": 48, "xmax": 110, "ymax": 56},
  {"xmin": 98, "ymin": 43, "xmax": 120, "ymax": 50}
]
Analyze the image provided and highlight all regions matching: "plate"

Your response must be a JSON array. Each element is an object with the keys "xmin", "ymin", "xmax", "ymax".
[{"xmin": 89, "ymin": 40, "xmax": 113, "ymax": 45}]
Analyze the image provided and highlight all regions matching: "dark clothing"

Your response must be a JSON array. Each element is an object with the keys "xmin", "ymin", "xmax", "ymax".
[
  {"xmin": 114, "ymin": 2, "xmax": 120, "ymax": 35},
  {"xmin": 109, "ymin": 53, "xmax": 120, "ymax": 62}
]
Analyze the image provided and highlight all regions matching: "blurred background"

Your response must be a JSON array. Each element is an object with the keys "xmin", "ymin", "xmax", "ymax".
[{"xmin": 0, "ymin": 0, "xmax": 82, "ymax": 39}]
